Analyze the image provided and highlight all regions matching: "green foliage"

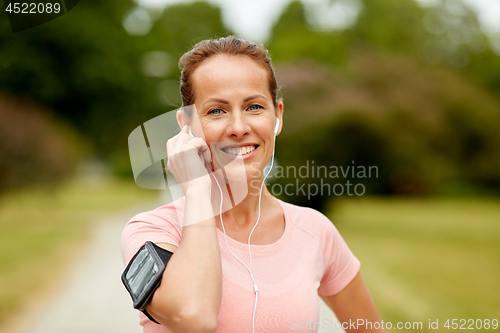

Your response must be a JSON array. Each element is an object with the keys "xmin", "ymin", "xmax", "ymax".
[
  {"xmin": 1, "ymin": 0, "xmax": 500, "ymax": 200},
  {"xmin": 349, "ymin": 0, "xmax": 428, "ymax": 54},
  {"xmin": 418, "ymin": 0, "xmax": 491, "ymax": 68},
  {"xmin": 273, "ymin": 53, "xmax": 500, "ymax": 210},
  {"xmin": 0, "ymin": 97, "xmax": 78, "ymax": 194},
  {"xmin": 273, "ymin": 0, "xmax": 494, "ymax": 68},
  {"xmin": 265, "ymin": 0, "xmax": 500, "ymax": 209},
  {"xmin": 0, "ymin": 1, "xmax": 231, "ymax": 181},
  {"xmin": 149, "ymin": 2, "xmax": 231, "ymax": 59},
  {"xmin": 269, "ymin": 1, "xmax": 348, "ymax": 66},
  {"xmin": 271, "ymin": 0, "xmax": 500, "ymax": 95},
  {"xmin": 0, "ymin": 0, "xmax": 157, "ymax": 155}
]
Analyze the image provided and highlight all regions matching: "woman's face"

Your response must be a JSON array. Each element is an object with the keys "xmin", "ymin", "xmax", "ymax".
[{"xmin": 188, "ymin": 54, "xmax": 283, "ymax": 181}]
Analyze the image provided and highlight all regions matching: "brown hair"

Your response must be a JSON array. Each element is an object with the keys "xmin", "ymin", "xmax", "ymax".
[{"xmin": 179, "ymin": 36, "xmax": 280, "ymax": 108}]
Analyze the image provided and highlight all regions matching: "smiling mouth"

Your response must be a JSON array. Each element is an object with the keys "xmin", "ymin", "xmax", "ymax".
[{"xmin": 221, "ymin": 145, "xmax": 258, "ymax": 156}]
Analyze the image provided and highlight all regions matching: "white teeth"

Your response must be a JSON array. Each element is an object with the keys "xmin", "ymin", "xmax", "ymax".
[{"xmin": 223, "ymin": 145, "xmax": 256, "ymax": 156}]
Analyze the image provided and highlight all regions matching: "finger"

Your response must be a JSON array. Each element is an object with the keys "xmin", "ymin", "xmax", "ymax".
[
  {"xmin": 202, "ymin": 145, "xmax": 212, "ymax": 165},
  {"xmin": 186, "ymin": 137, "xmax": 211, "ymax": 166},
  {"xmin": 173, "ymin": 126, "xmax": 191, "ymax": 151},
  {"xmin": 166, "ymin": 138, "xmax": 173, "ymax": 157},
  {"xmin": 187, "ymin": 137, "xmax": 208, "ymax": 152},
  {"xmin": 209, "ymin": 154, "xmax": 215, "ymax": 172}
]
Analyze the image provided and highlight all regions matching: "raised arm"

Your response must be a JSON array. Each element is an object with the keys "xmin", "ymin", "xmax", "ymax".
[
  {"xmin": 320, "ymin": 271, "xmax": 386, "ymax": 333},
  {"xmin": 145, "ymin": 125, "xmax": 222, "ymax": 333}
]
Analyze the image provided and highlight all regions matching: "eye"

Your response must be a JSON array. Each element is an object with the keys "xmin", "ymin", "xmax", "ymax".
[
  {"xmin": 208, "ymin": 108, "xmax": 224, "ymax": 115},
  {"xmin": 248, "ymin": 104, "xmax": 263, "ymax": 111}
]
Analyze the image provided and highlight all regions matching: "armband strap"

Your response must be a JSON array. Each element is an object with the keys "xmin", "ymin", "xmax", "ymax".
[
  {"xmin": 143, "ymin": 309, "xmax": 161, "ymax": 324},
  {"xmin": 122, "ymin": 241, "xmax": 174, "ymax": 325},
  {"xmin": 153, "ymin": 243, "xmax": 175, "ymax": 265},
  {"xmin": 142, "ymin": 244, "xmax": 174, "ymax": 325}
]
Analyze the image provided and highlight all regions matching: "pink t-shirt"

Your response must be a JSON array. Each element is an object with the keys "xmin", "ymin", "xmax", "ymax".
[{"xmin": 121, "ymin": 197, "xmax": 360, "ymax": 333}]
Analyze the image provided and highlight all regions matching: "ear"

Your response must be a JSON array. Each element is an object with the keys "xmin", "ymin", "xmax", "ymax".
[
  {"xmin": 275, "ymin": 100, "xmax": 284, "ymax": 136},
  {"xmin": 176, "ymin": 109, "xmax": 188, "ymax": 129}
]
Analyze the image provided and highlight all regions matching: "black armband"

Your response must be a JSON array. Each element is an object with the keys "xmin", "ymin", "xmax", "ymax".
[{"xmin": 122, "ymin": 241, "xmax": 173, "ymax": 324}]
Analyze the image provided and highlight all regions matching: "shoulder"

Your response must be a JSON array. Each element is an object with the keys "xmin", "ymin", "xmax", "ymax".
[
  {"xmin": 120, "ymin": 198, "xmax": 185, "ymax": 265},
  {"xmin": 278, "ymin": 199, "xmax": 340, "ymax": 244},
  {"xmin": 278, "ymin": 200, "xmax": 360, "ymax": 296}
]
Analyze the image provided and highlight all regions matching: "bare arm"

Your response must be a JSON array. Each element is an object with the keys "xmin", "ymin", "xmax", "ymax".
[
  {"xmin": 320, "ymin": 272, "xmax": 386, "ymax": 333},
  {"xmin": 145, "ymin": 125, "xmax": 222, "ymax": 333}
]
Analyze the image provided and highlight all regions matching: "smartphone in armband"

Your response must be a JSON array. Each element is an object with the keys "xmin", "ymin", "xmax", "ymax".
[{"xmin": 122, "ymin": 241, "xmax": 173, "ymax": 324}]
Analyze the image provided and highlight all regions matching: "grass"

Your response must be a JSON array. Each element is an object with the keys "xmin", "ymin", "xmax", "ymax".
[
  {"xmin": 0, "ymin": 178, "xmax": 159, "ymax": 328},
  {"xmin": 325, "ymin": 197, "xmax": 500, "ymax": 332}
]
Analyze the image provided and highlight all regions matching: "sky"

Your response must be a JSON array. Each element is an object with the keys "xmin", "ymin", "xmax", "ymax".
[{"xmin": 135, "ymin": 0, "xmax": 500, "ymax": 43}]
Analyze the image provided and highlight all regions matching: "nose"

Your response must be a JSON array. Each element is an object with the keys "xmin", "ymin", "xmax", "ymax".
[{"xmin": 226, "ymin": 111, "xmax": 250, "ymax": 138}]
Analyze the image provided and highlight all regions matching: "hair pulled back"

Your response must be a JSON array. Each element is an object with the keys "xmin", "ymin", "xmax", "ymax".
[{"xmin": 179, "ymin": 36, "xmax": 279, "ymax": 108}]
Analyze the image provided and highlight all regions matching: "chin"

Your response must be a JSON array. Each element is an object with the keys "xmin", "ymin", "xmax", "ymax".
[{"xmin": 209, "ymin": 160, "xmax": 249, "ymax": 206}]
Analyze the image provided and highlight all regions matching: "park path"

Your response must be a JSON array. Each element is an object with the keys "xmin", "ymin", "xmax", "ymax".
[{"xmin": 10, "ymin": 201, "xmax": 343, "ymax": 333}]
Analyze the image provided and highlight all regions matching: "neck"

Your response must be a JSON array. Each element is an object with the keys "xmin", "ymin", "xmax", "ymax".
[{"xmin": 209, "ymin": 172, "xmax": 274, "ymax": 230}]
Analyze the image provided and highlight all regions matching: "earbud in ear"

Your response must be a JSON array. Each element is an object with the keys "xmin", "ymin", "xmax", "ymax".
[
  {"xmin": 188, "ymin": 126, "xmax": 194, "ymax": 137},
  {"xmin": 274, "ymin": 118, "xmax": 280, "ymax": 135}
]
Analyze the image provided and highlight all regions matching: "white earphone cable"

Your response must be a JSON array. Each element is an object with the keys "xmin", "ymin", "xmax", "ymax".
[{"xmin": 209, "ymin": 130, "xmax": 276, "ymax": 333}]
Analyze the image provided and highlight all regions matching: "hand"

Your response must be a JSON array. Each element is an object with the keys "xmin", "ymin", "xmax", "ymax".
[{"xmin": 166, "ymin": 125, "xmax": 213, "ymax": 195}]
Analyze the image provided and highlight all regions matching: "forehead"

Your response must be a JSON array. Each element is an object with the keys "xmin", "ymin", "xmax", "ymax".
[{"xmin": 191, "ymin": 55, "xmax": 270, "ymax": 103}]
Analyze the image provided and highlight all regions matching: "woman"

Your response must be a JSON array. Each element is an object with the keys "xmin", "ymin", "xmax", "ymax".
[{"xmin": 121, "ymin": 36, "xmax": 385, "ymax": 333}]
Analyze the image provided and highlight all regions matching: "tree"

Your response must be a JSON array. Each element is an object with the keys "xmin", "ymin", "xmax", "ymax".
[{"xmin": 0, "ymin": 1, "xmax": 231, "ymax": 178}]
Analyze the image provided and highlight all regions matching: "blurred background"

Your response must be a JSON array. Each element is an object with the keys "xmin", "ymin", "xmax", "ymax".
[{"xmin": 0, "ymin": 0, "xmax": 499, "ymax": 332}]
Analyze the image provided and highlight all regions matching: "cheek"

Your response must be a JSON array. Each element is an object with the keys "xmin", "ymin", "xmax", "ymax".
[
  {"xmin": 260, "ymin": 126, "xmax": 276, "ymax": 143},
  {"xmin": 198, "ymin": 120, "xmax": 220, "ymax": 140}
]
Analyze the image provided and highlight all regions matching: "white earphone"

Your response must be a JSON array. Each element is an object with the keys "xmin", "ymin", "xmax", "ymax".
[{"xmin": 186, "ymin": 117, "xmax": 279, "ymax": 333}]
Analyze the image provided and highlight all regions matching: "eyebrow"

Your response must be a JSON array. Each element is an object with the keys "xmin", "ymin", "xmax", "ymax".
[
  {"xmin": 201, "ymin": 94, "xmax": 267, "ymax": 106},
  {"xmin": 201, "ymin": 98, "xmax": 229, "ymax": 106},
  {"xmin": 244, "ymin": 94, "xmax": 267, "ymax": 102}
]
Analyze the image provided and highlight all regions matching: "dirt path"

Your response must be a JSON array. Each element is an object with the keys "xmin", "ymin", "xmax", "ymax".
[
  {"xmin": 10, "ymin": 206, "xmax": 151, "ymax": 333},
  {"xmin": 9, "ymin": 201, "xmax": 343, "ymax": 333}
]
